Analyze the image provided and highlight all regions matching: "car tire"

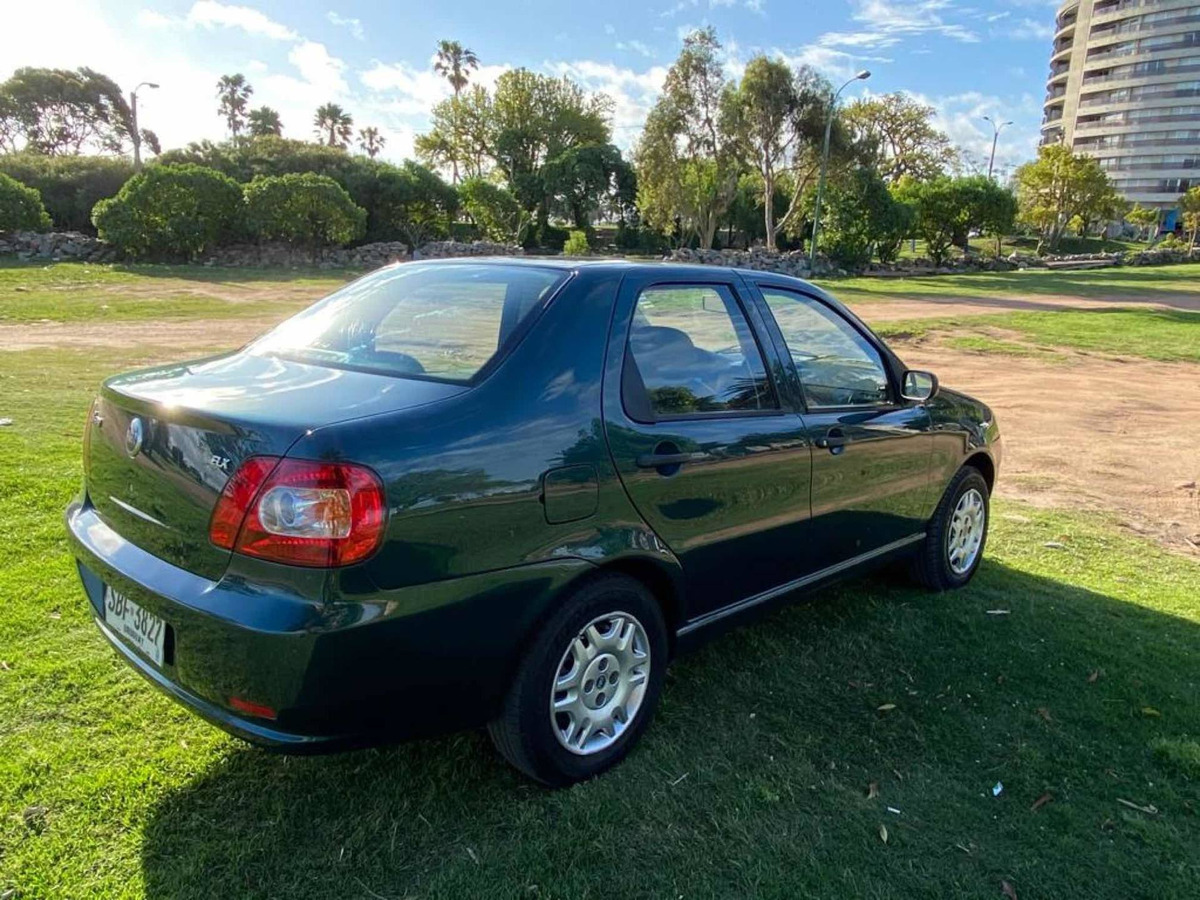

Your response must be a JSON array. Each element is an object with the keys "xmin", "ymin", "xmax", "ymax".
[
  {"xmin": 488, "ymin": 573, "xmax": 668, "ymax": 786},
  {"xmin": 910, "ymin": 466, "xmax": 990, "ymax": 591}
]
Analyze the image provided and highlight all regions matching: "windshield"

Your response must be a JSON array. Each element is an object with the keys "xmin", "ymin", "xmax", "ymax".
[{"xmin": 249, "ymin": 263, "xmax": 569, "ymax": 382}]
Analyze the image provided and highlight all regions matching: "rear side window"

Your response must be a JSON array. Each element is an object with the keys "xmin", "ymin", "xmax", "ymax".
[
  {"xmin": 250, "ymin": 263, "xmax": 567, "ymax": 382},
  {"xmin": 760, "ymin": 288, "xmax": 891, "ymax": 408},
  {"xmin": 624, "ymin": 285, "xmax": 776, "ymax": 418}
]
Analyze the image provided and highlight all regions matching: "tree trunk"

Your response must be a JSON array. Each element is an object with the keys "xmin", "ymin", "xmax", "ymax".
[{"xmin": 763, "ymin": 157, "xmax": 776, "ymax": 252}]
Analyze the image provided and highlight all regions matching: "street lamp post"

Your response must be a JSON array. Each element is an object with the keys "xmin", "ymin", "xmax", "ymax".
[
  {"xmin": 809, "ymin": 69, "xmax": 870, "ymax": 272},
  {"xmin": 983, "ymin": 115, "xmax": 1012, "ymax": 181},
  {"xmin": 130, "ymin": 81, "xmax": 159, "ymax": 169}
]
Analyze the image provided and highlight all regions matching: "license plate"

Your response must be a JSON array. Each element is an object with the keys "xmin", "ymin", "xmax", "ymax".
[{"xmin": 103, "ymin": 586, "xmax": 166, "ymax": 667}]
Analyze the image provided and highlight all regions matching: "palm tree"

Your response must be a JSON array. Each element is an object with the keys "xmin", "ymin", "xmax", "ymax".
[
  {"xmin": 358, "ymin": 126, "xmax": 385, "ymax": 158},
  {"xmin": 313, "ymin": 103, "xmax": 353, "ymax": 148},
  {"xmin": 433, "ymin": 40, "xmax": 479, "ymax": 183},
  {"xmin": 247, "ymin": 106, "xmax": 283, "ymax": 138},
  {"xmin": 216, "ymin": 74, "xmax": 253, "ymax": 138}
]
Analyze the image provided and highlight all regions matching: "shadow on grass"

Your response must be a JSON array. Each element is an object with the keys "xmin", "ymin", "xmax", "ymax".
[{"xmin": 139, "ymin": 561, "xmax": 1200, "ymax": 899}]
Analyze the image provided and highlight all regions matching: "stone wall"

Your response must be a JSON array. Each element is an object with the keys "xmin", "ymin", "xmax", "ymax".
[
  {"xmin": 667, "ymin": 245, "xmax": 1200, "ymax": 277},
  {"xmin": 413, "ymin": 240, "xmax": 524, "ymax": 259},
  {"xmin": 0, "ymin": 231, "xmax": 116, "ymax": 262},
  {"xmin": 201, "ymin": 241, "xmax": 411, "ymax": 269}
]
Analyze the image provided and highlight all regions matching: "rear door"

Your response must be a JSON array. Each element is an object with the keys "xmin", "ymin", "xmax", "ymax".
[
  {"xmin": 748, "ymin": 282, "xmax": 933, "ymax": 565},
  {"xmin": 602, "ymin": 271, "xmax": 812, "ymax": 618}
]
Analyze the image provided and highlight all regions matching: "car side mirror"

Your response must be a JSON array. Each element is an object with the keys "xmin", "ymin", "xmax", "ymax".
[{"xmin": 901, "ymin": 370, "xmax": 938, "ymax": 402}]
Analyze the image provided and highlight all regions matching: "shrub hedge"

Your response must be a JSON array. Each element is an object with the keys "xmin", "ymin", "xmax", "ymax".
[
  {"xmin": 0, "ymin": 171, "xmax": 52, "ymax": 232},
  {"xmin": 0, "ymin": 153, "xmax": 133, "ymax": 233}
]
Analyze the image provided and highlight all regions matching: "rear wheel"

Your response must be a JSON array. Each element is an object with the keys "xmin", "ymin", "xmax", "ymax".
[
  {"xmin": 488, "ymin": 574, "xmax": 668, "ymax": 786},
  {"xmin": 911, "ymin": 466, "xmax": 990, "ymax": 591}
]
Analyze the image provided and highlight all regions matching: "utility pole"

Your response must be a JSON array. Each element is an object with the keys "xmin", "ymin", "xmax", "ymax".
[
  {"xmin": 809, "ymin": 69, "xmax": 870, "ymax": 272},
  {"xmin": 130, "ymin": 81, "xmax": 159, "ymax": 169},
  {"xmin": 983, "ymin": 115, "xmax": 1012, "ymax": 180}
]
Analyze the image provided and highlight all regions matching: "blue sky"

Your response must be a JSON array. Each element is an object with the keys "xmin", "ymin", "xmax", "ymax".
[{"xmin": 1, "ymin": 0, "xmax": 1060, "ymax": 175}]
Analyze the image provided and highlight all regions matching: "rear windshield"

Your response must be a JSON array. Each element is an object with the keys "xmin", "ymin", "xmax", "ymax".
[{"xmin": 249, "ymin": 263, "xmax": 568, "ymax": 382}]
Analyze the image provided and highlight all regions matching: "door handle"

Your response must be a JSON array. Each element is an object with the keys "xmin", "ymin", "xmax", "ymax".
[
  {"xmin": 635, "ymin": 451, "xmax": 708, "ymax": 469},
  {"xmin": 815, "ymin": 427, "xmax": 847, "ymax": 454}
]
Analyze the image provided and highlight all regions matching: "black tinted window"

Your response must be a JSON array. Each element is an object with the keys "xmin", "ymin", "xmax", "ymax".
[
  {"xmin": 625, "ymin": 285, "xmax": 776, "ymax": 418},
  {"xmin": 761, "ymin": 289, "xmax": 891, "ymax": 408}
]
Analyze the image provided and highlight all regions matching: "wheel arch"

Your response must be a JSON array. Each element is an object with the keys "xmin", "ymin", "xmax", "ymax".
[{"xmin": 963, "ymin": 451, "xmax": 996, "ymax": 493}]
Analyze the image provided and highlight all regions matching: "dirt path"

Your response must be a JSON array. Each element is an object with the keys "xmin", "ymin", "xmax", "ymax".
[
  {"xmin": 0, "ymin": 316, "xmax": 285, "ymax": 351},
  {"xmin": 894, "ymin": 341, "xmax": 1200, "ymax": 554}
]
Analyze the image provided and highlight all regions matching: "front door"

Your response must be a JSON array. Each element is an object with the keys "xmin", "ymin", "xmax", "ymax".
[
  {"xmin": 751, "ymin": 284, "xmax": 933, "ymax": 566},
  {"xmin": 602, "ymin": 274, "xmax": 812, "ymax": 618}
]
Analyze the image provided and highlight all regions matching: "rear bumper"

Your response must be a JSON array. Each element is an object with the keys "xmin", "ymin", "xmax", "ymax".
[{"xmin": 66, "ymin": 498, "xmax": 592, "ymax": 750}]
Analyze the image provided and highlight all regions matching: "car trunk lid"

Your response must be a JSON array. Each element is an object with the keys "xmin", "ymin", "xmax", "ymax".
[{"xmin": 86, "ymin": 352, "xmax": 466, "ymax": 580}]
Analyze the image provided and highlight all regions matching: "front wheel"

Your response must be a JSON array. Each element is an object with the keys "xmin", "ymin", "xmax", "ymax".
[
  {"xmin": 910, "ymin": 466, "xmax": 990, "ymax": 591},
  {"xmin": 488, "ymin": 574, "xmax": 668, "ymax": 786}
]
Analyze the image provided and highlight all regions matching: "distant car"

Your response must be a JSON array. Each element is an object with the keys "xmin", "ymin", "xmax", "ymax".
[{"xmin": 67, "ymin": 259, "xmax": 1000, "ymax": 785}]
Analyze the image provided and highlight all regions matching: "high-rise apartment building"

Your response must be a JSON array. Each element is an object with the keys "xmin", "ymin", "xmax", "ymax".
[{"xmin": 1042, "ymin": 0, "xmax": 1200, "ymax": 231}]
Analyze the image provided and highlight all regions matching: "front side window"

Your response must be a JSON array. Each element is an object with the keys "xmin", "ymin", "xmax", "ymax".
[
  {"xmin": 250, "ymin": 263, "xmax": 567, "ymax": 381},
  {"xmin": 625, "ymin": 285, "xmax": 776, "ymax": 418},
  {"xmin": 761, "ymin": 288, "xmax": 891, "ymax": 408}
]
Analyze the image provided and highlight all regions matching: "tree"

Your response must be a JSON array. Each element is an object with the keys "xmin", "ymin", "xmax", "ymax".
[
  {"xmin": 1180, "ymin": 186, "xmax": 1200, "ymax": 247},
  {"xmin": 243, "ymin": 172, "xmax": 366, "ymax": 257},
  {"xmin": 92, "ymin": 164, "xmax": 243, "ymax": 260},
  {"xmin": 958, "ymin": 175, "xmax": 1018, "ymax": 256},
  {"xmin": 1015, "ymin": 144, "xmax": 1123, "ymax": 252},
  {"xmin": 458, "ymin": 177, "xmax": 529, "ymax": 243},
  {"xmin": 634, "ymin": 28, "xmax": 737, "ymax": 248},
  {"xmin": 727, "ymin": 57, "xmax": 834, "ymax": 250},
  {"xmin": 0, "ymin": 153, "xmax": 133, "ymax": 232},
  {"xmin": 433, "ymin": 39, "xmax": 479, "ymax": 183},
  {"xmin": 247, "ymin": 106, "xmax": 283, "ymax": 137},
  {"xmin": 313, "ymin": 103, "xmax": 353, "ymax": 148},
  {"xmin": 817, "ymin": 166, "xmax": 910, "ymax": 267},
  {"xmin": 0, "ymin": 172, "xmax": 52, "ymax": 232},
  {"xmin": 892, "ymin": 175, "xmax": 970, "ymax": 265},
  {"xmin": 1, "ymin": 67, "xmax": 133, "ymax": 155},
  {"xmin": 374, "ymin": 161, "xmax": 460, "ymax": 248},
  {"xmin": 1126, "ymin": 204, "xmax": 1160, "ymax": 242},
  {"xmin": 844, "ymin": 92, "xmax": 958, "ymax": 183},
  {"xmin": 358, "ymin": 126, "xmax": 385, "ymax": 158},
  {"xmin": 542, "ymin": 142, "xmax": 635, "ymax": 228},
  {"xmin": 216, "ymin": 74, "xmax": 253, "ymax": 139},
  {"xmin": 563, "ymin": 229, "xmax": 589, "ymax": 255}
]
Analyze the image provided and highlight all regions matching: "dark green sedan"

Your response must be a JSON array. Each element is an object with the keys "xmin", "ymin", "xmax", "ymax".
[{"xmin": 67, "ymin": 259, "xmax": 1000, "ymax": 785}]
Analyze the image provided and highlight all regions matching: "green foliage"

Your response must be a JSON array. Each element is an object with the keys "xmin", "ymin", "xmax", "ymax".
[
  {"xmin": 215, "ymin": 74, "xmax": 253, "ymax": 139},
  {"xmin": 0, "ymin": 153, "xmax": 131, "ymax": 232},
  {"xmin": 458, "ymin": 178, "xmax": 527, "ymax": 243},
  {"xmin": 562, "ymin": 229, "xmax": 590, "ymax": 255},
  {"xmin": 634, "ymin": 28, "xmax": 737, "ymax": 249},
  {"xmin": 372, "ymin": 161, "xmax": 459, "ymax": 248},
  {"xmin": 243, "ymin": 173, "xmax": 366, "ymax": 250},
  {"xmin": 1125, "ymin": 204, "xmax": 1160, "ymax": 241},
  {"xmin": 1015, "ymin": 144, "xmax": 1124, "ymax": 253},
  {"xmin": 614, "ymin": 222, "xmax": 667, "ymax": 254},
  {"xmin": 843, "ymin": 92, "xmax": 959, "ymax": 183},
  {"xmin": 247, "ymin": 106, "xmax": 282, "ymax": 138},
  {"xmin": 1179, "ymin": 186, "xmax": 1200, "ymax": 246},
  {"xmin": 0, "ymin": 171, "xmax": 52, "ymax": 232},
  {"xmin": 892, "ymin": 175, "xmax": 969, "ymax": 266},
  {"xmin": 0, "ymin": 66, "xmax": 133, "ymax": 155},
  {"xmin": 91, "ymin": 164, "xmax": 243, "ymax": 260},
  {"xmin": 314, "ymin": 103, "xmax": 353, "ymax": 148},
  {"xmin": 818, "ymin": 166, "xmax": 910, "ymax": 268},
  {"xmin": 542, "ymin": 143, "xmax": 636, "ymax": 228}
]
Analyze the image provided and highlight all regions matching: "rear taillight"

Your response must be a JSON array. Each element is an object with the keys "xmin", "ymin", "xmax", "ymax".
[{"xmin": 209, "ymin": 457, "xmax": 386, "ymax": 567}]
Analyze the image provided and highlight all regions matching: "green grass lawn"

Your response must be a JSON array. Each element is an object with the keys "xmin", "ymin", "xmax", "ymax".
[
  {"xmin": 890, "ymin": 234, "xmax": 1150, "ymax": 261},
  {"xmin": 0, "ymin": 260, "xmax": 352, "ymax": 324},
  {"xmin": 875, "ymin": 308, "xmax": 1200, "ymax": 363},
  {"xmin": 2, "ymin": 341, "xmax": 1199, "ymax": 898}
]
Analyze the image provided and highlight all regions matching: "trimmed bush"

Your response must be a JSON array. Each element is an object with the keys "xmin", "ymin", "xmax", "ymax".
[
  {"xmin": 92, "ymin": 164, "xmax": 243, "ymax": 260},
  {"xmin": 243, "ymin": 173, "xmax": 367, "ymax": 252},
  {"xmin": 0, "ymin": 154, "xmax": 134, "ymax": 233},
  {"xmin": 0, "ymin": 172, "xmax": 52, "ymax": 232},
  {"xmin": 563, "ymin": 229, "xmax": 590, "ymax": 256}
]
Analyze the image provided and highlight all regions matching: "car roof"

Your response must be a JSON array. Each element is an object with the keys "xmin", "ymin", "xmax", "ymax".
[{"xmin": 403, "ymin": 255, "xmax": 826, "ymax": 293}]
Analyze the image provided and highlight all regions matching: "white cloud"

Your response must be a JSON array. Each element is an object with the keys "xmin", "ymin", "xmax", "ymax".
[
  {"xmin": 987, "ymin": 11, "xmax": 1011, "ymax": 22},
  {"xmin": 776, "ymin": 45, "xmax": 891, "ymax": 82},
  {"xmin": 844, "ymin": 0, "xmax": 979, "ymax": 44},
  {"xmin": 185, "ymin": 1, "xmax": 297, "ymax": 41},
  {"xmin": 136, "ymin": 9, "xmax": 173, "ymax": 28},
  {"xmin": 605, "ymin": 24, "xmax": 616, "ymax": 35},
  {"xmin": 327, "ymin": 11, "xmax": 365, "ymax": 41},
  {"xmin": 287, "ymin": 40, "xmax": 348, "ymax": 96},
  {"xmin": 907, "ymin": 88, "xmax": 1042, "ymax": 175}
]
